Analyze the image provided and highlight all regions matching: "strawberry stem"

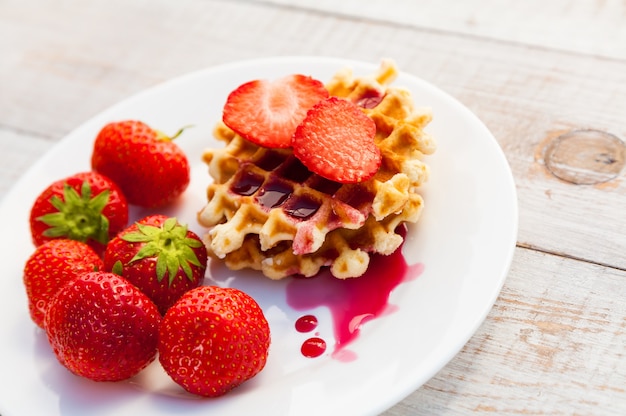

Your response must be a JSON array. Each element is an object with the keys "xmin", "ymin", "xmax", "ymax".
[{"xmin": 156, "ymin": 125, "xmax": 194, "ymax": 142}]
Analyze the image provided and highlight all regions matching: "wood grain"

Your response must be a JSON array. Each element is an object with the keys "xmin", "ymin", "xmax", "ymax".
[
  {"xmin": 1, "ymin": 0, "xmax": 626, "ymax": 414},
  {"xmin": 391, "ymin": 247, "xmax": 626, "ymax": 415},
  {"xmin": 2, "ymin": 0, "xmax": 626, "ymax": 267},
  {"xmin": 0, "ymin": 128, "xmax": 54, "ymax": 196},
  {"xmin": 254, "ymin": 0, "xmax": 626, "ymax": 60}
]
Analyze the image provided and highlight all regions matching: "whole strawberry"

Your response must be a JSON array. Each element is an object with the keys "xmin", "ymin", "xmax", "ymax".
[
  {"xmin": 91, "ymin": 120, "xmax": 190, "ymax": 208},
  {"xmin": 29, "ymin": 171, "xmax": 129, "ymax": 256},
  {"xmin": 23, "ymin": 239, "xmax": 103, "ymax": 328},
  {"xmin": 103, "ymin": 215, "xmax": 207, "ymax": 315},
  {"xmin": 158, "ymin": 286, "xmax": 271, "ymax": 397},
  {"xmin": 44, "ymin": 272, "xmax": 161, "ymax": 382}
]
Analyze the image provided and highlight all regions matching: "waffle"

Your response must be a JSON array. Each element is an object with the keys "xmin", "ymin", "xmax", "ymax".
[{"xmin": 198, "ymin": 59, "xmax": 436, "ymax": 279}]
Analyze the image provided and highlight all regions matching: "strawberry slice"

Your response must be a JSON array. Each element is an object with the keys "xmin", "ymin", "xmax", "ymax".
[
  {"xmin": 222, "ymin": 74, "xmax": 329, "ymax": 148},
  {"xmin": 292, "ymin": 97, "xmax": 381, "ymax": 183}
]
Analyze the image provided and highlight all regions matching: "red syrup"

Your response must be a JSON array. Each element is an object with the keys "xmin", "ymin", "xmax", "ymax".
[
  {"xmin": 295, "ymin": 315, "xmax": 327, "ymax": 357},
  {"xmin": 286, "ymin": 234, "xmax": 424, "ymax": 361},
  {"xmin": 295, "ymin": 314, "xmax": 319, "ymax": 332},
  {"xmin": 301, "ymin": 337, "xmax": 327, "ymax": 358}
]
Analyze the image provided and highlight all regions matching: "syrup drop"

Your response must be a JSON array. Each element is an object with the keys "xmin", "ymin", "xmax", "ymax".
[
  {"xmin": 257, "ymin": 179, "xmax": 293, "ymax": 208},
  {"xmin": 231, "ymin": 170, "xmax": 264, "ymax": 196},
  {"xmin": 284, "ymin": 194, "xmax": 321, "ymax": 220},
  {"xmin": 355, "ymin": 90, "xmax": 385, "ymax": 109},
  {"xmin": 301, "ymin": 337, "xmax": 327, "ymax": 358},
  {"xmin": 295, "ymin": 314, "xmax": 318, "ymax": 333},
  {"xmin": 287, "ymin": 234, "xmax": 423, "ymax": 360}
]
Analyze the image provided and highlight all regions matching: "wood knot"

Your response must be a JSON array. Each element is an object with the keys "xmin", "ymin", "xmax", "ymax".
[{"xmin": 544, "ymin": 129, "xmax": 625, "ymax": 184}]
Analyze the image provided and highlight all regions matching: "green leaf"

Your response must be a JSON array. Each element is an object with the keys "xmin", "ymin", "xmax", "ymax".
[
  {"xmin": 171, "ymin": 225, "xmax": 187, "ymax": 240},
  {"xmin": 41, "ymin": 224, "xmax": 70, "ymax": 238},
  {"xmin": 64, "ymin": 183, "xmax": 83, "ymax": 207},
  {"xmin": 94, "ymin": 215, "xmax": 110, "ymax": 245},
  {"xmin": 122, "ymin": 230, "xmax": 155, "ymax": 243},
  {"xmin": 183, "ymin": 237, "xmax": 204, "ymax": 248},
  {"xmin": 90, "ymin": 189, "xmax": 110, "ymax": 213},
  {"xmin": 80, "ymin": 180, "xmax": 92, "ymax": 200},
  {"xmin": 136, "ymin": 222, "xmax": 162, "ymax": 237},
  {"xmin": 155, "ymin": 253, "xmax": 167, "ymax": 282},
  {"xmin": 130, "ymin": 244, "xmax": 161, "ymax": 263},
  {"xmin": 49, "ymin": 195, "xmax": 66, "ymax": 212},
  {"xmin": 181, "ymin": 245, "xmax": 203, "ymax": 268},
  {"xmin": 38, "ymin": 211, "xmax": 68, "ymax": 228},
  {"xmin": 163, "ymin": 217, "xmax": 178, "ymax": 232},
  {"xmin": 166, "ymin": 255, "xmax": 179, "ymax": 284},
  {"xmin": 180, "ymin": 260, "xmax": 193, "ymax": 281},
  {"xmin": 111, "ymin": 260, "xmax": 124, "ymax": 275},
  {"xmin": 121, "ymin": 216, "xmax": 206, "ymax": 287},
  {"xmin": 35, "ymin": 179, "xmax": 112, "ymax": 244}
]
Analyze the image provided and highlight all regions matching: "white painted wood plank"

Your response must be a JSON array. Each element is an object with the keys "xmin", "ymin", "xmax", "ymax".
[
  {"xmin": 1, "ymin": 1, "xmax": 626, "ymax": 414},
  {"xmin": 256, "ymin": 0, "xmax": 626, "ymax": 60},
  {"xmin": 3, "ymin": 0, "xmax": 626, "ymax": 270},
  {"xmin": 386, "ymin": 247, "xmax": 626, "ymax": 415},
  {"xmin": 0, "ymin": 128, "xmax": 54, "ymax": 201}
]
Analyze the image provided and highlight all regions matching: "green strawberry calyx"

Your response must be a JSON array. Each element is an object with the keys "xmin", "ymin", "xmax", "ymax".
[
  {"xmin": 38, "ymin": 181, "xmax": 111, "ymax": 245},
  {"xmin": 155, "ymin": 125, "xmax": 193, "ymax": 142},
  {"xmin": 120, "ymin": 217, "xmax": 205, "ymax": 285}
]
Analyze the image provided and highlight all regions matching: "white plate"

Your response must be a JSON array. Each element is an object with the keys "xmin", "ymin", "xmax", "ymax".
[{"xmin": 0, "ymin": 57, "xmax": 518, "ymax": 416}]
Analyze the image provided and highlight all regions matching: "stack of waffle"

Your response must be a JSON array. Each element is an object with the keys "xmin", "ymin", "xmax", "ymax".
[{"xmin": 198, "ymin": 60, "xmax": 436, "ymax": 279}]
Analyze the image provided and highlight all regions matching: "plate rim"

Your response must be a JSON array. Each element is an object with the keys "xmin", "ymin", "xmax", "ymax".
[{"xmin": 0, "ymin": 55, "xmax": 518, "ymax": 416}]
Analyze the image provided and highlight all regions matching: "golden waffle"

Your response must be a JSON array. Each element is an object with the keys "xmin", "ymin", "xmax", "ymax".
[{"xmin": 198, "ymin": 59, "xmax": 436, "ymax": 279}]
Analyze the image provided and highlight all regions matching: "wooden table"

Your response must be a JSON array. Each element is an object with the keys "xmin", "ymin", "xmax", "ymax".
[{"xmin": 2, "ymin": 1, "xmax": 625, "ymax": 414}]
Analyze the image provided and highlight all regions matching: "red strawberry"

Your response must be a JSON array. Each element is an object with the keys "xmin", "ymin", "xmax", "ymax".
[
  {"xmin": 158, "ymin": 286, "xmax": 271, "ymax": 397},
  {"xmin": 292, "ymin": 97, "xmax": 380, "ymax": 183},
  {"xmin": 103, "ymin": 215, "xmax": 207, "ymax": 315},
  {"xmin": 44, "ymin": 272, "xmax": 161, "ymax": 382},
  {"xmin": 29, "ymin": 171, "xmax": 128, "ymax": 256},
  {"xmin": 23, "ymin": 239, "xmax": 103, "ymax": 328},
  {"xmin": 91, "ymin": 120, "xmax": 190, "ymax": 208},
  {"xmin": 222, "ymin": 74, "xmax": 329, "ymax": 148}
]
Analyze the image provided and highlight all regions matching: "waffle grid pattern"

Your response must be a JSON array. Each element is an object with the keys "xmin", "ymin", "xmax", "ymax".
[{"xmin": 198, "ymin": 60, "xmax": 436, "ymax": 279}]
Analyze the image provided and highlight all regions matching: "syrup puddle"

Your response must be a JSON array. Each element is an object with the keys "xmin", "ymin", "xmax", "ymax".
[{"xmin": 286, "ymin": 242, "xmax": 424, "ymax": 361}]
